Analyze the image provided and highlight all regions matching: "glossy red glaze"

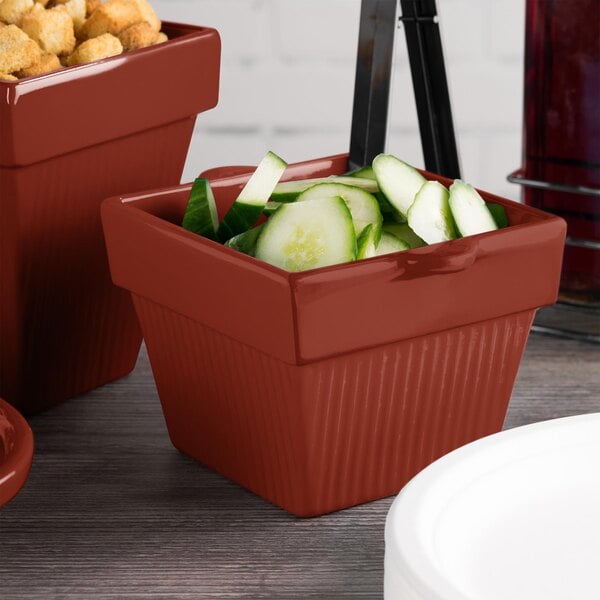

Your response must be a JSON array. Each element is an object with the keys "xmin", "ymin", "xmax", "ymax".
[
  {"xmin": 0, "ymin": 23, "xmax": 221, "ymax": 414},
  {"xmin": 0, "ymin": 398, "xmax": 34, "ymax": 508},
  {"xmin": 102, "ymin": 154, "xmax": 566, "ymax": 516}
]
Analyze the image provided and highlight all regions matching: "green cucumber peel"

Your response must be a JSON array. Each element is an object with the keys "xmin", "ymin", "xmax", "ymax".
[
  {"xmin": 357, "ymin": 224, "xmax": 377, "ymax": 259},
  {"xmin": 345, "ymin": 165, "xmax": 377, "ymax": 180},
  {"xmin": 217, "ymin": 151, "xmax": 287, "ymax": 242},
  {"xmin": 263, "ymin": 202, "xmax": 283, "ymax": 216},
  {"xmin": 182, "ymin": 178, "xmax": 219, "ymax": 241},
  {"xmin": 375, "ymin": 232, "xmax": 410, "ymax": 256},
  {"xmin": 382, "ymin": 222, "xmax": 426, "ymax": 248},
  {"xmin": 225, "ymin": 224, "xmax": 264, "ymax": 256},
  {"xmin": 486, "ymin": 202, "xmax": 509, "ymax": 228}
]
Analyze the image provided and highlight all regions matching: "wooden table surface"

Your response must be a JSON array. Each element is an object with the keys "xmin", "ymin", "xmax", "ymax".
[{"xmin": 1, "ymin": 333, "xmax": 599, "ymax": 599}]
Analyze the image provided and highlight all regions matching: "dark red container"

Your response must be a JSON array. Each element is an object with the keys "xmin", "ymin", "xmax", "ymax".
[
  {"xmin": 0, "ymin": 23, "xmax": 220, "ymax": 414},
  {"xmin": 102, "ymin": 154, "xmax": 565, "ymax": 517},
  {"xmin": 515, "ymin": 0, "xmax": 600, "ymax": 304},
  {"xmin": 0, "ymin": 398, "xmax": 33, "ymax": 508}
]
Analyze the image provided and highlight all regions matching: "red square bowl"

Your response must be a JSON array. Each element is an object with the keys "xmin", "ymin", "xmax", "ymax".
[
  {"xmin": 101, "ymin": 153, "xmax": 565, "ymax": 516},
  {"xmin": 0, "ymin": 23, "xmax": 221, "ymax": 414}
]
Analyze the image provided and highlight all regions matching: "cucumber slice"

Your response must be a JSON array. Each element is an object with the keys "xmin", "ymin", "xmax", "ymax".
[
  {"xmin": 357, "ymin": 224, "xmax": 377, "ymax": 259},
  {"xmin": 347, "ymin": 165, "xmax": 376, "ymax": 180},
  {"xmin": 217, "ymin": 151, "xmax": 287, "ymax": 242},
  {"xmin": 296, "ymin": 182, "xmax": 383, "ymax": 244},
  {"xmin": 225, "ymin": 224, "xmax": 264, "ymax": 256},
  {"xmin": 255, "ymin": 196, "xmax": 356, "ymax": 272},
  {"xmin": 182, "ymin": 178, "xmax": 218, "ymax": 241},
  {"xmin": 449, "ymin": 180, "xmax": 498, "ymax": 237},
  {"xmin": 345, "ymin": 165, "xmax": 399, "ymax": 216},
  {"xmin": 271, "ymin": 176, "xmax": 379, "ymax": 203},
  {"xmin": 407, "ymin": 181, "xmax": 458, "ymax": 244},
  {"xmin": 263, "ymin": 201, "xmax": 283, "ymax": 216},
  {"xmin": 486, "ymin": 202, "xmax": 509, "ymax": 228},
  {"xmin": 382, "ymin": 222, "xmax": 426, "ymax": 248},
  {"xmin": 372, "ymin": 154, "xmax": 427, "ymax": 218},
  {"xmin": 375, "ymin": 232, "xmax": 410, "ymax": 256}
]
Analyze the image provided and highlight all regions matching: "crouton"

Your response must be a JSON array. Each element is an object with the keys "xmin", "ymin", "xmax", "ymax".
[
  {"xmin": 117, "ymin": 20, "xmax": 157, "ymax": 51},
  {"xmin": 57, "ymin": 0, "xmax": 85, "ymax": 31},
  {"xmin": 153, "ymin": 31, "xmax": 167, "ymax": 45},
  {"xmin": 85, "ymin": 0, "xmax": 100, "ymax": 17},
  {"xmin": 0, "ymin": 72, "xmax": 19, "ymax": 81},
  {"xmin": 78, "ymin": 0, "xmax": 142, "ymax": 40},
  {"xmin": 0, "ymin": 24, "xmax": 41, "ymax": 73},
  {"xmin": 21, "ymin": 4, "xmax": 76, "ymax": 55},
  {"xmin": 15, "ymin": 50, "xmax": 60, "ymax": 76},
  {"xmin": 131, "ymin": 0, "xmax": 160, "ymax": 32},
  {"xmin": 0, "ymin": 0, "xmax": 34, "ymax": 25},
  {"xmin": 66, "ymin": 32, "xmax": 122, "ymax": 65}
]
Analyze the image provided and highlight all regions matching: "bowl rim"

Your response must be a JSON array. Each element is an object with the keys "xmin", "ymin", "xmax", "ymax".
[{"xmin": 0, "ymin": 398, "xmax": 34, "ymax": 508}]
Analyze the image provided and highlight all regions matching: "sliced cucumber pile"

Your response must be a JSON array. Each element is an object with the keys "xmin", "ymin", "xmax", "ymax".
[{"xmin": 182, "ymin": 151, "xmax": 510, "ymax": 273}]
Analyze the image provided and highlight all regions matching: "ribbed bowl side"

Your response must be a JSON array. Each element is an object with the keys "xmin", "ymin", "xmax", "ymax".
[
  {"xmin": 300, "ymin": 311, "xmax": 535, "ymax": 515},
  {"xmin": 134, "ymin": 293, "xmax": 534, "ymax": 517},
  {"xmin": 133, "ymin": 295, "xmax": 312, "ymax": 515},
  {"xmin": 0, "ymin": 118, "xmax": 194, "ymax": 414}
]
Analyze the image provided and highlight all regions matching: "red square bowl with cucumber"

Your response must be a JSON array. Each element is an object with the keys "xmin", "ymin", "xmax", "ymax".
[{"xmin": 101, "ymin": 151, "xmax": 565, "ymax": 517}]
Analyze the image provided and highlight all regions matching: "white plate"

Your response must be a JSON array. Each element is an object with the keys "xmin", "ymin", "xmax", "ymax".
[{"xmin": 385, "ymin": 413, "xmax": 600, "ymax": 600}]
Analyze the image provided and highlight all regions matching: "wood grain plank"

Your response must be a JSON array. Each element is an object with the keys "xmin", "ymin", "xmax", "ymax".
[{"xmin": 0, "ymin": 334, "xmax": 598, "ymax": 599}]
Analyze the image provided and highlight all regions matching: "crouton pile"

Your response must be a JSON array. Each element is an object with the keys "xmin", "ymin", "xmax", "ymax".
[{"xmin": 0, "ymin": 0, "xmax": 167, "ymax": 81}]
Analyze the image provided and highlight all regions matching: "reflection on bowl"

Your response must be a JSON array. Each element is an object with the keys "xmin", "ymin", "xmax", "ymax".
[{"xmin": 0, "ymin": 399, "xmax": 34, "ymax": 508}]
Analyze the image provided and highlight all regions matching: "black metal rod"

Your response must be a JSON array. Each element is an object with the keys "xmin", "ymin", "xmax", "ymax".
[
  {"xmin": 400, "ymin": 0, "xmax": 461, "ymax": 178},
  {"xmin": 349, "ymin": 0, "xmax": 398, "ymax": 170}
]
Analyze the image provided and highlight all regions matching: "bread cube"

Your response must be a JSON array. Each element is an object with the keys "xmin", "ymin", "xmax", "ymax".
[
  {"xmin": 153, "ymin": 31, "xmax": 167, "ymax": 45},
  {"xmin": 85, "ymin": 0, "xmax": 100, "ymax": 17},
  {"xmin": 57, "ymin": 0, "xmax": 86, "ymax": 31},
  {"xmin": 0, "ymin": 23, "xmax": 41, "ymax": 73},
  {"xmin": 0, "ymin": 0, "xmax": 34, "ymax": 25},
  {"xmin": 15, "ymin": 50, "xmax": 61, "ymax": 77},
  {"xmin": 0, "ymin": 72, "xmax": 19, "ymax": 81},
  {"xmin": 21, "ymin": 4, "xmax": 76, "ymax": 55},
  {"xmin": 131, "ymin": 0, "xmax": 160, "ymax": 32},
  {"xmin": 66, "ymin": 32, "xmax": 122, "ymax": 65},
  {"xmin": 118, "ymin": 20, "xmax": 156, "ymax": 51},
  {"xmin": 78, "ymin": 0, "xmax": 142, "ymax": 39}
]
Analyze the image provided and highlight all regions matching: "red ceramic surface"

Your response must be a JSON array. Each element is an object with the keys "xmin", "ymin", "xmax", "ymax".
[
  {"xmin": 0, "ymin": 23, "xmax": 221, "ymax": 414},
  {"xmin": 102, "ymin": 154, "xmax": 566, "ymax": 516},
  {"xmin": 0, "ymin": 398, "xmax": 34, "ymax": 508}
]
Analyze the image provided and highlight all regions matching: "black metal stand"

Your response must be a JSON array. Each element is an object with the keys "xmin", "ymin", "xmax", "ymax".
[{"xmin": 349, "ymin": 0, "xmax": 460, "ymax": 179}]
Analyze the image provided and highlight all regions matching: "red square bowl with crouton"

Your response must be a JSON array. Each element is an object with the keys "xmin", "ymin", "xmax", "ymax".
[
  {"xmin": 0, "ymin": 17, "xmax": 220, "ymax": 414},
  {"xmin": 101, "ymin": 153, "xmax": 566, "ymax": 517}
]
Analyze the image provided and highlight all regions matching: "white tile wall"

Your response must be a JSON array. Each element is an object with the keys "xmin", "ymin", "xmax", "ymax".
[{"xmin": 154, "ymin": 0, "xmax": 525, "ymax": 200}]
